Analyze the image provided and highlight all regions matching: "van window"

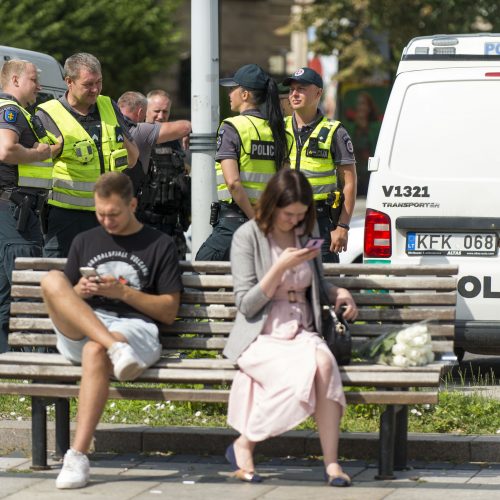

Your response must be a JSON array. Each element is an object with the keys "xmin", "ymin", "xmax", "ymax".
[{"xmin": 390, "ymin": 80, "xmax": 500, "ymax": 177}]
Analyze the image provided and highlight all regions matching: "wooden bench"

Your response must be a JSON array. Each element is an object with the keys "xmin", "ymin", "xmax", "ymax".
[{"xmin": 0, "ymin": 258, "xmax": 458, "ymax": 479}]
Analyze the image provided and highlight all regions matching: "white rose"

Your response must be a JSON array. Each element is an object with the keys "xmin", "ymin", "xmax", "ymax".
[
  {"xmin": 416, "ymin": 353, "xmax": 429, "ymax": 366},
  {"xmin": 392, "ymin": 355, "xmax": 410, "ymax": 367},
  {"xmin": 426, "ymin": 350, "xmax": 435, "ymax": 363},
  {"xmin": 406, "ymin": 348, "xmax": 422, "ymax": 361},
  {"xmin": 392, "ymin": 343, "xmax": 407, "ymax": 356},
  {"xmin": 410, "ymin": 334, "xmax": 428, "ymax": 347}
]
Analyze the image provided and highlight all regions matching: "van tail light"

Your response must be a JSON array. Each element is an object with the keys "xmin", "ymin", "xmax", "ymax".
[{"xmin": 364, "ymin": 209, "xmax": 392, "ymax": 258}]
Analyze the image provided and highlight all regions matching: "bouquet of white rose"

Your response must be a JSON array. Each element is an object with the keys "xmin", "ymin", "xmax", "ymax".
[{"xmin": 359, "ymin": 321, "xmax": 435, "ymax": 367}]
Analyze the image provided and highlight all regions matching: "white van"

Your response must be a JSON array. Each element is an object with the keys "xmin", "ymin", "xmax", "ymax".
[
  {"xmin": 364, "ymin": 33, "xmax": 500, "ymax": 360},
  {"xmin": 0, "ymin": 45, "xmax": 66, "ymax": 105}
]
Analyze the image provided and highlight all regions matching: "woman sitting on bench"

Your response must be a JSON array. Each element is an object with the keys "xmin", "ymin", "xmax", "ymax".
[{"xmin": 223, "ymin": 169, "xmax": 358, "ymax": 486}]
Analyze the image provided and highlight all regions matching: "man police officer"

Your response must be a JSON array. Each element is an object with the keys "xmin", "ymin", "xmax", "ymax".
[
  {"xmin": 0, "ymin": 59, "xmax": 61, "ymax": 352},
  {"xmin": 283, "ymin": 67, "xmax": 357, "ymax": 263},
  {"xmin": 142, "ymin": 90, "xmax": 191, "ymax": 258},
  {"xmin": 117, "ymin": 91, "xmax": 190, "ymax": 193},
  {"xmin": 36, "ymin": 52, "xmax": 139, "ymax": 258}
]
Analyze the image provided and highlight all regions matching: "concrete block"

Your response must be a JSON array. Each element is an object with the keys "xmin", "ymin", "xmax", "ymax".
[
  {"xmin": 93, "ymin": 424, "xmax": 147, "ymax": 453},
  {"xmin": 407, "ymin": 433, "xmax": 473, "ymax": 462},
  {"xmin": 470, "ymin": 435, "xmax": 500, "ymax": 463},
  {"xmin": 143, "ymin": 426, "xmax": 236, "ymax": 454}
]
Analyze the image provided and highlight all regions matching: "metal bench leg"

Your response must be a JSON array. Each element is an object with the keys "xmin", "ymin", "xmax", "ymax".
[
  {"xmin": 394, "ymin": 405, "xmax": 409, "ymax": 470},
  {"xmin": 31, "ymin": 397, "xmax": 49, "ymax": 470},
  {"xmin": 54, "ymin": 398, "xmax": 70, "ymax": 460},
  {"xmin": 376, "ymin": 404, "xmax": 396, "ymax": 480}
]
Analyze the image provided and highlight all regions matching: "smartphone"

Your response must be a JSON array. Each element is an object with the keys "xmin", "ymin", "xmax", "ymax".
[
  {"xmin": 79, "ymin": 267, "xmax": 101, "ymax": 281},
  {"xmin": 304, "ymin": 238, "xmax": 325, "ymax": 250}
]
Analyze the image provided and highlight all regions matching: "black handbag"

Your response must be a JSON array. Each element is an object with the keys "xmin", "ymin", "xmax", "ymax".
[{"xmin": 313, "ymin": 260, "xmax": 352, "ymax": 365}]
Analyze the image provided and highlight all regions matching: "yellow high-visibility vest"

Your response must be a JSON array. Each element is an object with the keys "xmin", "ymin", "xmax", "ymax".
[
  {"xmin": 215, "ymin": 115, "xmax": 277, "ymax": 203},
  {"xmin": 0, "ymin": 98, "xmax": 53, "ymax": 189},
  {"xmin": 38, "ymin": 96, "xmax": 127, "ymax": 211},
  {"xmin": 285, "ymin": 115, "xmax": 340, "ymax": 200}
]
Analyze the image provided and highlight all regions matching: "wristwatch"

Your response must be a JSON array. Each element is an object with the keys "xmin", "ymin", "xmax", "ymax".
[{"xmin": 336, "ymin": 222, "xmax": 350, "ymax": 231}]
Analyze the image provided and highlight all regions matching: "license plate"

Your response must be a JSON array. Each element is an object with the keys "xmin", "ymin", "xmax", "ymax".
[{"xmin": 406, "ymin": 232, "xmax": 498, "ymax": 256}]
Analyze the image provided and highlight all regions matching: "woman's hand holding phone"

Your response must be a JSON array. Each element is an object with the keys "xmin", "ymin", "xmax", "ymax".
[{"xmin": 304, "ymin": 238, "xmax": 324, "ymax": 250}]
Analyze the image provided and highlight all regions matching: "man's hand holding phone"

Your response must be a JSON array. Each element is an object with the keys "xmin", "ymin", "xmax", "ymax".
[{"xmin": 79, "ymin": 266, "xmax": 101, "ymax": 282}]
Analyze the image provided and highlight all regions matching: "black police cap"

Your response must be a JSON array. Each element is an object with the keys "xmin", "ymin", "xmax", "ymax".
[
  {"xmin": 220, "ymin": 64, "xmax": 269, "ymax": 91},
  {"xmin": 282, "ymin": 67, "xmax": 323, "ymax": 89}
]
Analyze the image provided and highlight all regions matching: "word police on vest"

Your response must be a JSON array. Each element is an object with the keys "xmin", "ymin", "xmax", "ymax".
[{"xmin": 250, "ymin": 140, "xmax": 274, "ymax": 159}]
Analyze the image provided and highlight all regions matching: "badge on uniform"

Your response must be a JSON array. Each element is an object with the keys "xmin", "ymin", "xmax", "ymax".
[
  {"xmin": 216, "ymin": 128, "xmax": 224, "ymax": 151},
  {"xmin": 115, "ymin": 126, "xmax": 124, "ymax": 142},
  {"xmin": 4, "ymin": 107, "xmax": 18, "ymax": 123},
  {"xmin": 343, "ymin": 136, "xmax": 354, "ymax": 154}
]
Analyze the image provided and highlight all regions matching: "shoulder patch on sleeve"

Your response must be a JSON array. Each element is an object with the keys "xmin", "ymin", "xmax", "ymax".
[
  {"xmin": 216, "ymin": 128, "xmax": 225, "ymax": 151},
  {"xmin": 4, "ymin": 107, "xmax": 18, "ymax": 123},
  {"xmin": 343, "ymin": 135, "xmax": 354, "ymax": 154}
]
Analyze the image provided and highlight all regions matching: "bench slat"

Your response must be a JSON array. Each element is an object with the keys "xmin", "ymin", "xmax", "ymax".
[
  {"xmin": 0, "ymin": 363, "xmax": 442, "ymax": 387},
  {"xmin": 13, "ymin": 257, "xmax": 458, "ymax": 276},
  {"xmin": 12, "ymin": 271, "xmax": 457, "ymax": 293},
  {"xmin": 0, "ymin": 382, "xmax": 439, "ymax": 405},
  {"xmin": 9, "ymin": 303, "xmax": 456, "ymax": 323}
]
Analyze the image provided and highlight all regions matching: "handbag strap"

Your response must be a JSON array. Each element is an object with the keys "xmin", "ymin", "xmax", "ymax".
[{"xmin": 312, "ymin": 257, "xmax": 333, "ymax": 308}]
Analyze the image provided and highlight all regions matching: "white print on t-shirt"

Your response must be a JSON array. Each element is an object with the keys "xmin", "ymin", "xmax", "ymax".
[
  {"xmin": 94, "ymin": 261, "xmax": 140, "ymax": 289},
  {"xmin": 87, "ymin": 251, "xmax": 150, "ymax": 289}
]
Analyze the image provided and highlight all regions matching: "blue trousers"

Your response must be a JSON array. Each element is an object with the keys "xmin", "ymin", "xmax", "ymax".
[
  {"xmin": 195, "ymin": 216, "xmax": 247, "ymax": 261},
  {"xmin": 317, "ymin": 213, "xmax": 340, "ymax": 264},
  {"xmin": 0, "ymin": 200, "xmax": 43, "ymax": 353}
]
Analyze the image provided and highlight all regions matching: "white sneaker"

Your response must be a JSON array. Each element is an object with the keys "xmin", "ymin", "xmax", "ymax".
[
  {"xmin": 55, "ymin": 448, "xmax": 90, "ymax": 489},
  {"xmin": 107, "ymin": 342, "xmax": 147, "ymax": 381}
]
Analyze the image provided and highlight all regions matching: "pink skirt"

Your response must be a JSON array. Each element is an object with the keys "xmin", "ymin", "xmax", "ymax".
[{"xmin": 227, "ymin": 330, "xmax": 346, "ymax": 442}]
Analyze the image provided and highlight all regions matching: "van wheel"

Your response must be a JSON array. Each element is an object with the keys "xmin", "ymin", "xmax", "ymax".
[{"xmin": 453, "ymin": 346, "xmax": 465, "ymax": 363}]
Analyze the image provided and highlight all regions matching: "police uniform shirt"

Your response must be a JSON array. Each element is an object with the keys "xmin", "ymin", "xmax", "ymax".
[
  {"xmin": 291, "ymin": 111, "xmax": 356, "ymax": 166},
  {"xmin": 36, "ymin": 93, "xmax": 133, "ymax": 153},
  {"xmin": 0, "ymin": 92, "xmax": 39, "ymax": 189},
  {"xmin": 215, "ymin": 109, "xmax": 266, "ymax": 163},
  {"xmin": 124, "ymin": 117, "xmax": 160, "ymax": 175}
]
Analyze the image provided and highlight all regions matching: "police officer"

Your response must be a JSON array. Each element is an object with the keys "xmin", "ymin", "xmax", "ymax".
[
  {"xmin": 117, "ymin": 91, "xmax": 191, "ymax": 195},
  {"xmin": 36, "ymin": 53, "xmax": 139, "ymax": 257},
  {"xmin": 283, "ymin": 67, "xmax": 357, "ymax": 263},
  {"xmin": 0, "ymin": 59, "xmax": 61, "ymax": 352},
  {"xmin": 195, "ymin": 64, "xmax": 289, "ymax": 261},
  {"xmin": 143, "ymin": 89, "xmax": 191, "ymax": 258}
]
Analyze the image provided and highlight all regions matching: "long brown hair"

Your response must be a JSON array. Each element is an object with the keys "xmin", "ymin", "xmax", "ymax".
[{"xmin": 255, "ymin": 169, "xmax": 316, "ymax": 235}]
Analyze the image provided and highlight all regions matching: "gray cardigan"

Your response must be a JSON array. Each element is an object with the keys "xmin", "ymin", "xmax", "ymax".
[{"xmin": 223, "ymin": 219, "xmax": 334, "ymax": 362}]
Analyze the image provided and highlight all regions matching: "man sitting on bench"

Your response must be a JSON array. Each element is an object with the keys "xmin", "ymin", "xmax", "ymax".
[{"xmin": 41, "ymin": 171, "xmax": 182, "ymax": 489}]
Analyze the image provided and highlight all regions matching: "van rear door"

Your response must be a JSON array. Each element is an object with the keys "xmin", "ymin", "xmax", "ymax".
[{"xmin": 365, "ymin": 67, "xmax": 500, "ymax": 337}]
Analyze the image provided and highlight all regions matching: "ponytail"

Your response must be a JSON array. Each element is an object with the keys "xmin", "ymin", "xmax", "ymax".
[{"xmin": 264, "ymin": 78, "xmax": 287, "ymax": 170}]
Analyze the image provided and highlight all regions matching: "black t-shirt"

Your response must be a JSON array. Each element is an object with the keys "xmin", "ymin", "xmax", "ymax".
[
  {"xmin": 65, "ymin": 224, "xmax": 183, "ymax": 321},
  {"xmin": 0, "ymin": 92, "xmax": 38, "ymax": 188}
]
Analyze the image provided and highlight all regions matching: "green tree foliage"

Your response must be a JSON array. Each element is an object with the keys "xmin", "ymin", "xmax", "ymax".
[
  {"xmin": 0, "ymin": 0, "xmax": 182, "ymax": 98},
  {"xmin": 297, "ymin": 0, "xmax": 500, "ymax": 81}
]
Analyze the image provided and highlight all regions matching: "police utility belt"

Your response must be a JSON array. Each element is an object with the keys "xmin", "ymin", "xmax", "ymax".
[
  {"xmin": 210, "ymin": 202, "xmax": 248, "ymax": 226},
  {"xmin": 315, "ymin": 190, "xmax": 345, "ymax": 228},
  {"xmin": 0, "ymin": 188, "xmax": 48, "ymax": 231}
]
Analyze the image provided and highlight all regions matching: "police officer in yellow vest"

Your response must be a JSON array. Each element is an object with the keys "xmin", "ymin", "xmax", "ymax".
[
  {"xmin": 0, "ymin": 59, "xmax": 62, "ymax": 352},
  {"xmin": 36, "ymin": 53, "xmax": 139, "ymax": 258},
  {"xmin": 283, "ymin": 67, "xmax": 357, "ymax": 263},
  {"xmin": 196, "ymin": 64, "xmax": 289, "ymax": 261}
]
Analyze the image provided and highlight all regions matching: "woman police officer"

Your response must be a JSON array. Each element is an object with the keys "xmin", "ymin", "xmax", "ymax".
[{"xmin": 195, "ymin": 64, "xmax": 289, "ymax": 261}]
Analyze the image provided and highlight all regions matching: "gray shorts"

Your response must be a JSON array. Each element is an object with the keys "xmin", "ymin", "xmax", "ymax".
[{"xmin": 55, "ymin": 310, "xmax": 162, "ymax": 367}]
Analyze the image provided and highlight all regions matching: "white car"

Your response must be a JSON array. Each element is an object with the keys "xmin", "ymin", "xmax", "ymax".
[{"xmin": 339, "ymin": 215, "xmax": 364, "ymax": 263}]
